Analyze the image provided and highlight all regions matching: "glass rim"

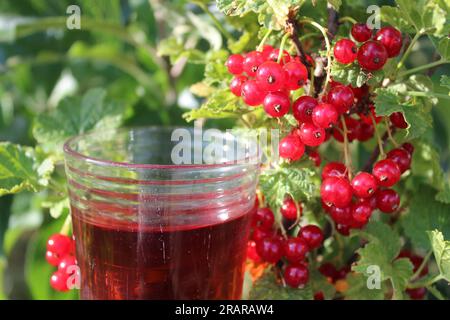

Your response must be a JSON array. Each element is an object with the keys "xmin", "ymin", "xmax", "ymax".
[{"xmin": 63, "ymin": 126, "xmax": 261, "ymax": 170}]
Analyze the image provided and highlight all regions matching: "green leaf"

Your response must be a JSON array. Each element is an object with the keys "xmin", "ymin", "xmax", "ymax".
[
  {"xmin": 203, "ymin": 50, "xmax": 231, "ymax": 86},
  {"xmin": 33, "ymin": 88, "xmax": 125, "ymax": 155},
  {"xmin": 380, "ymin": 6, "xmax": 415, "ymax": 33},
  {"xmin": 345, "ymin": 273, "xmax": 385, "ymax": 300},
  {"xmin": 402, "ymin": 185, "xmax": 450, "ymax": 250},
  {"xmin": 373, "ymin": 87, "xmax": 432, "ymax": 139},
  {"xmin": 157, "ymin": 37, "xmax": 206, "ymax": 64},
  {"xmin": 183, "ymin": 88, "xmax": 248, "ymax": 121},
  {"xmin": 436, "ymin": 182, "xmax": 450, "ymax": 204},
  {"xmin": 352, "ymin": 221, "xmax": 414, "ymax": 300},
  {"xmin": 42, "ymin": 197, "xmax": 70, "ymax": 219},
  {"xmin": 310, "ymin": 269, "xmax": 336, "ymax": 300},
  {"xmin": 330, "ymin": 62, "xmax": 384, "ymax": 88},
  {"xmin": 440, "ymin": 75, "xmax": 450, "ymax": 90},
  {"xmin": 249, "ymin": 271, "xmax": 313, "ymax": 300},
  {"xmin": 0, "ymin": 143, "xmax": 54, "ymax": 196},
  {"xmin": 428, "ymin": 230, "xmax": 450, "ymax": 282},
  {"xmin": 259, "ymin": 166, "xmax": 317, "ymax": 212},
  {"xmin": 436, "ymin": 37, "xmax": 450, "ymax": 61}
]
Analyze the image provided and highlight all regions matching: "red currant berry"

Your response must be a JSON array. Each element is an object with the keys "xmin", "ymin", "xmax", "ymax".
[
  {"xmin": 312, "ymin": 103, "xmax": 339, "ymax": 128},
  {"xmin": 268, "ymin": 49, "xmax": 291, "ymax": 64},
  {"xmin": 281, "ymin": 198, "xmax": 302, "ymax": 221},
  {"xmin": 329, "ymin": 205, "xmax": 353, "ymax": 225},
  {"xmin": 319, "ymin": 263, "xmax": 339, "ymax": 281},
  {"xmin": 279, "ymin": 134, "xmax": 305, "ymax": 161},
  {"xmin": 359, "ymin": 104, "xmax": 382, "ymax": 125},
  {"xmin": 283, "ymin": 237, "xmax": 309, "ymax": 263},
  {"xmin": 351, "ymin": 172, "xmax": 378, "ymax": 198},
  {"xmin": 243, "ymin": 51, "xmax": 265, "ymax": 77},
  {"xmin": 298, "ymin": 225, "xmax": 324, "ymax": 249},
  {"xmin": 308, "ymin": 150, "xmax": 321, "ymax": 167},
  {"xmin": 327, "ymin": 85, "xmax": 355, "ymax": 114},
  {"xmin": 410, "ymin": 255, "xmax": 429, "ymax": 277},
  {"xmin": 401, "ymin": 142, "xmax": 414, "ymax": 155},
  {"xmin": 263, "ymin": 91, "xmax": 290, "ymax": 118},
  {"xmin": 284, "ymin": 263, "xmax": 309, "ymax": 288},
  {"xmin": 376, "ymin": 188, "xmax": 400, "ymax": 213},
  {"xmin": 406, "ymin": 287, "xmax": 426, "ymax": 300},
  {"xmin": 390, "ymin": 112, "xmax": 408, "ymax": 129},
  {"xmin": 283, "ymin": 61, "xmax": 308, "ymax": 90},
  {"xmin": 229, "ymin": 75, "xmax": 247, "ymax": 97},
  {"xmin": 357, "ymin": 40, "xmax": 388, "ymax": 71},
  {"xmin": 375, "ymin": 26, "xmax": 402, "ymax": 58},
  {"xmin": 372, "ymin": 159, "xmax": 401, "ymax": 187},
  {"xmin": 322, "ymin": 162, "xmax": 347, "ymax": 180},
  {"xmin": 225, "ymin": 54, "xmax": 244, "ymax": 75},
  {"xmin": 336, "ymin": 223, "xmax": 351, "ymax": 236},
  {"xmin": 292, "ymin": 96, "xmax": 318, "ymax": 123},
  {"xmin": 298, "ymin": 122, "xmax": 326, "ymax": 146},
  {"xmin": 261, "ymin": 45, "xmax": 275, "ymax": 60},
  {"xmin": 314, "ymin": 292, "xmax": 325, "ymax": 300},
  {"xmin": 387, "ymin": 148, "xmax": 412, "ymax": 173},
  {"xmin": 333, "ymin": 116, "xmax": 360, "ymax": 143},
  {"xmin": 351, "ymin": 202, "xmax": 373, "ymax": 223},
  {"xmin": 58, "ymin": 255, "xmax": 77, "ymax": 274},
  {"xmin": 47, "ymin": 234, "xmax": 72, "ymax": 257},
  {"xmin": 252, "ymin": 228, "xmax": 272, "ymax": 242},
  {"xmin": 50, "ymin": 270, "xmax": 69, "ymax": 292},
  {"xmin": 256, "ymin": 236, "xmax": 284, "ymax": 263},
  {"xmin": 351, "ymin": 23, "xmax": 372, "ymax": 42},
  {"xmin": 255, "ymin": 207, "xmax": 275, "ymax": 231},
  {"xmin": 356, "ymin": 122, "xmax": 374, "ymax": 142},
  {"xmin": 334, "ymin": 39, "xmax": 358, "ymax": 64},
  {"xmin": 351, "ymin": 84, "xmax": 369, "ymax": 101},
  {"xmin": 321, "ymin": 177, "xmax": 353, "ymax": 208},
  {"xmin": 247, "ymin": 240, "xmax": 262, "ymax": 263},
  {"xmin": 358, "ymin": 194, "xmax": 378, "ymax": 210},
  {"xmin": 46, "ymin": 250, "xmax": 61, "ymax": 267},
  {"xmin": 241, "ymin": 79, "xmax": 265, "ymax": 106},
  {"xmin": 256, "ymin": 61, "xmax": 286, "ymax": 92}
]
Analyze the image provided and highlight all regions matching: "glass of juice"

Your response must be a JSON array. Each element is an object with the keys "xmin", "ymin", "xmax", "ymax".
[{"xmin": 63, "ymin": 127, "xmax": 260, "ymax": 300}]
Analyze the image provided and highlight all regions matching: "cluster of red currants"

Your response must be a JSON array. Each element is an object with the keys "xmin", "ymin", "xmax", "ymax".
[
  {"xmin": 45, "ymin": 233, "xmax": 77, "ymax": 292},
  {"xmin": 321, "ymin": 142, "xmax": 414, "ymax": 235},
  {"xmin": 247, "ymin": 200, "xmax": 324, "ymax": 288},
  {"xmin": 334, "ymin": 24, "xmax": 403, "ymax": 70}
]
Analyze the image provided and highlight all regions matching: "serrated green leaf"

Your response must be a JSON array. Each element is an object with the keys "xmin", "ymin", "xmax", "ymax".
[
  {"xmin": 380, "ymin": 6, "xmax": 415, "ymax": 33},
  {"xmin": 396, "ymin": 0, "xmax": 447, "ymax": 36},
  {"xmin": 402, "ymin": 185, "xmax": 450, "ymax": 250},
  {"xmin": 428, "ymin": 230, "xmax": 450, "ymax": 282},
  {"xmin": 373, "ymin": 87, "xmax": 432, "ymax": 139},
  {"xmin": 204, "ymin": 50, "xmax": 231, "ymax": 86},
  {"xmin": 183, "ymin": 88, "xmax": 248, "ymax": 121},
  {"xmin": 352, "ymin": 221, "xmax": 414, "ymax": 300},
  {"xmin": 330, "ymin": 62, "xmax": 384, "ymax": 88},
  {"xmin": 259, "ymin": 167, "xmax": 317, "ymax": 212},
  {"xmin": 157, "ymin": 37, "xmax": 205, "ymax": 64},
  {"xmin": 249, "ymin": 271, "xmax": 313, "ymax": 300},
  {"xmin": 33, "ymin": 88, "xmax": 125, "ymax": 155},
  {"xmin": 345, "ymin": 273, "xmax": 385, "ymax": 300},
  {"xmin": 0, "ymin": 143, "xmax": 54, "ymax": 196}
]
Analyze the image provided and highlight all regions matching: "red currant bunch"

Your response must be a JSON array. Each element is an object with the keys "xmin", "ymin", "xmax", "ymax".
[{"xmin": 45, "ymin": 233, "xmax": 78, "ymax": 292}]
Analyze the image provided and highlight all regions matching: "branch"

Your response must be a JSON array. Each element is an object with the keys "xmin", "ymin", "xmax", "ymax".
[
  {"xmin": 326, "ymin": 4, "xmax": 339, "ymax": 41},
  {"xmin": 286, "ymin": 13, "xmax": 312, "ymax": 68}
]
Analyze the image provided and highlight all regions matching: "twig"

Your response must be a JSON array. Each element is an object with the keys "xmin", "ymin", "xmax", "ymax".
[
  {"xmin": 362, "ymin": 129, "xmax": 392, "ymax": 172},
  {"xmin": 326, "ymin": 4, "xmax": 339, "ymax": 41},
  {"xmin": 286, "ymin": 14, "xmax": 312, "ymax": 68}
]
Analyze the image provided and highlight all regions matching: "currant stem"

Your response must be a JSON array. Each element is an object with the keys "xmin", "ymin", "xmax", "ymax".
[
  {"xmin": 398, "ymin": 59, "xmax": 449, "ymax": 78},
  {"xmin": 338, "ymin": 16, "xmax": 357, "ymax": 24},
  {"xmin": 370, "ymin": 112, "xmax": 385, "ymax": 158},
  {"xmin": 410, "ymin": 250, "xmax": 433, "ymax": 281},
  {"xmin": 426, "ymin": 285, "xmax": 445, "ymax": 300},
  {"xmin": 408, "ymin": 274, "xmax": 444, "ymax": 289},
  {"xmin": 340, "ymin": 116, "xmax": 353, "ymax": 180},
  {"xmin": 257, "ymin": 28, "xmax": 273, "ymax": 51},
  {"xmin": 406, "ymin": 91, "xmax": 450, "ymax": 101},
  {"xmin": 384, "ymin": 117, "xmax": 399, "ymax": 147},
  {"xmin": 277, "ymin": 33, "xmax": 290, "ymax": 63},
  {"xmin": 396, "ymin": 31, "xmax": 422, "ymax": 71},
  {"xmin": 60, "ymin": 213, "xmax": 72, "ymax": 236},
  {"xmin": 299, "ymin": 19, "xmax": 332, "ymax": 98},
  {"xmin": 287, "ymin": 192, "xmax": 302, "ymax": 231}
]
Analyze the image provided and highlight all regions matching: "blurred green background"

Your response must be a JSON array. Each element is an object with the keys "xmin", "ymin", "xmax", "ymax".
[{"xmin": 0, "ymin": 0, "xmax": 448, "ymax": 299}]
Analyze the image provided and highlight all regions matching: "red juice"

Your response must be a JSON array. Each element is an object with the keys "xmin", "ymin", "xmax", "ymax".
[{"xmin": 71, "ymin": 204, "xmax": 253, "ymax": 300}]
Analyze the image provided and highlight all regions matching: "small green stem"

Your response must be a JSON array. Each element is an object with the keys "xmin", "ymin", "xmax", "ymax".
[
  {"xmin": 410, "ymin": 250, "xmax": 432, "ymax": 281},
  {"xmin": 299, "ymin": 19, "xmax": 332, "ymax": 98},
  {"xmin": 426, "ymin": 285, "xmax": 445, "ymax": 300},
  {"xmin": 398, "ymin": 59, "xmax": 449, "ymax": 78},
  {"xmin": 408, "ymin": 274, "xmax": 444, "ymax": 289},
  {"xmin": 60, "ymin": 214, "xmax": 72, "ymax": 236},
  {"xmin": 406, "ymin": 91, "xmax": 450, "ymax": 100},
  {"xmin": 338, "ymin": 16, "xmax": 357, "ymax": 24},
  {"xmin": 277, "ymin": 33, "xmax": 291, "ymax": 63},
  {"xmin": 257, "ymin": 29, "xmax": 273, "ymax": 51},
  {"xmin": 384, "ymin": 117, "xmax": 399, "ymax": 147},
  {"xmin": 397, "ymin": 32, "xmax": 422, "ymax": 71},
  {"xmin": 195, "ymin": 1, "xmax": 233, "ymax": 42},
  {"xmin": 370, "ymin": 112, "xmax": 385, "ymax": 158},
  {"xmin": 340, "ymin": 116, "xmax": 353, "ymax": 180}
]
